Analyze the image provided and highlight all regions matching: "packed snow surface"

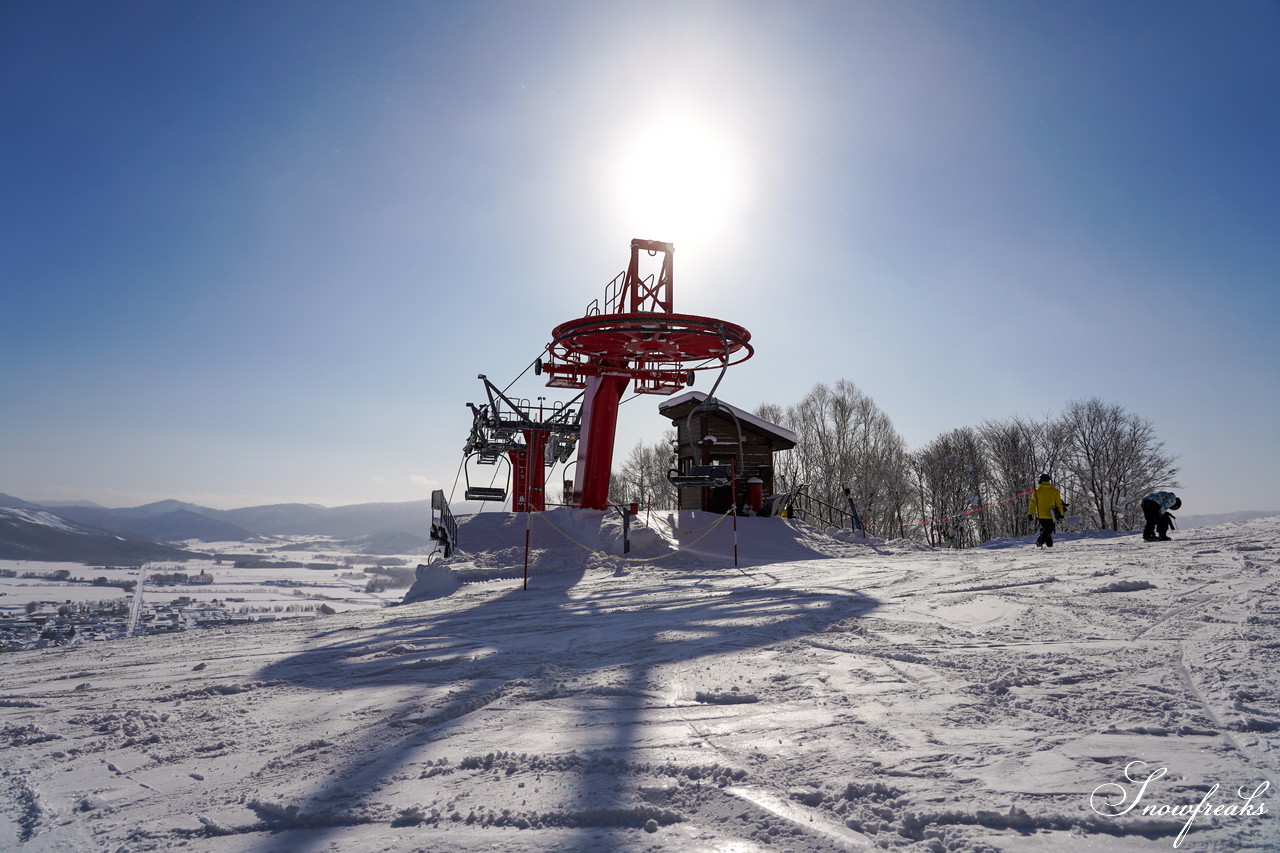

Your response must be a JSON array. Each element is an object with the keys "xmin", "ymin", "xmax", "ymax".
[{"xmin": 2, "ymin": 510, "xmax": 1278, "ymax": 852}]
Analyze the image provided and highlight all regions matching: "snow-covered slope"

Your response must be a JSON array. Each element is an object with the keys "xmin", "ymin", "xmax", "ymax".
[{"xmin": 2, "ymin": 514, "xmax": 1277, "ymax": 852}]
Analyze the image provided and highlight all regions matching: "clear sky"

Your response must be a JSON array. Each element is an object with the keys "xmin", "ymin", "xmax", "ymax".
[{"xmin": 2, "ymin": 1, "xmax": 1277, "ymax": 515}]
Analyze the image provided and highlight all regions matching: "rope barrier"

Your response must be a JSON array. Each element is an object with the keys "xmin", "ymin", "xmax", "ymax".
[{"xmin": 534, "ymin": 508, "xmax": 736, "ymax": 563}]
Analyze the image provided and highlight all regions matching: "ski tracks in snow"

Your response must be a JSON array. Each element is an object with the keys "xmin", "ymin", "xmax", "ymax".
[{"xmin": 1, "ymin": 517, "xmax": 1278, "ymax": 851}]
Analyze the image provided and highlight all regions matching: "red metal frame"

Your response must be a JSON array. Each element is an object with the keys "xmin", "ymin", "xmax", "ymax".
[
  {"xmin": 624, "ymin": 238, "xmax": 673, "ymax": 313},
  {"xmin": 546, "ymin": 239, "xmax": 754, "ymax": 510},
  {"xmin": 542, "ymin": 313, "xmax": 753, "ymax": 393}
]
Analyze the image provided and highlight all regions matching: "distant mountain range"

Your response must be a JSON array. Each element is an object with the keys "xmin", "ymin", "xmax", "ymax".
[
  {"xmin": 45, "ymin": 504, "xmax": 257, "ymax": 543},
  {"xmin": 1177, "ymin": 510, "xmax": 1280, "ymax": 529},
  {"xmin": 216, "ymin": 500, "xmax": 434, "ymax": 539},
  {"xmin": 0, "ymin": 505, "xmax": 205, "ymax": 564},
  {"xmin": 0, "ymin": 492, "xmax": 436, "ymax": 565}
]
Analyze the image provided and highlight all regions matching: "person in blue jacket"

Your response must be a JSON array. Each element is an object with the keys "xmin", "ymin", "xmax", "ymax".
[{"xmin": 1141, "ymin": 491, "xmax": 1181, "ymax": 541}]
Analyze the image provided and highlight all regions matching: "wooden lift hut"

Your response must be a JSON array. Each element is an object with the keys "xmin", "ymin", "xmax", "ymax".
[{"xmin": 658, "ymin": 390, "xmax": 797, "ymax": 514}]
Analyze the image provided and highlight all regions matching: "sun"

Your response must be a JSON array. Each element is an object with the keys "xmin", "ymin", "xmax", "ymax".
[{"xmin": 615, "ymin": 113, "xmax": 745, "ymax": 245}]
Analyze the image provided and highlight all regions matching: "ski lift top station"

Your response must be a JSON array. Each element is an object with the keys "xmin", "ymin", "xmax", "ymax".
[{"xmin": 464, "ymin": 238, "xmax": 755, "ymax": 512}]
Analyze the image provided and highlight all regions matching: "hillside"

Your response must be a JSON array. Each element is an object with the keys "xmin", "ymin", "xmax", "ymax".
[
  {"xmin": 0, "ymin": 507, "xmax": 205, "ymax": 565},
  {"xmin": 1, "ymin": 512, "xmax": 1276, "ymax": 851}
]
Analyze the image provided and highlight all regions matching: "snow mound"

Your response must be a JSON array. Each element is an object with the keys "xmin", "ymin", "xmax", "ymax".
[
  {"xmin": 432, "ymin": 509, "xmax": 890, "ymax": 589},
  {"xmin": 402, "ymin": 562, "xmax": 462, "ymax": 603}
]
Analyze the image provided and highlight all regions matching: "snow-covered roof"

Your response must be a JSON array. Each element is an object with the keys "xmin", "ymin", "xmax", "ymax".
[{"xmin": 658, "ymin": 391, "xmax": 799, "ymax": 448}]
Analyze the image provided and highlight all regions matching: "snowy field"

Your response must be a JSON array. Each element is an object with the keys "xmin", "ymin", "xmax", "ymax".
[
  {"xmin": 1, "ymin": 511, "xmax": 1277, "ymax": 852},
  {"xmin": 0, "ymin": 542, "xmax": 411, "ymax": 619}
]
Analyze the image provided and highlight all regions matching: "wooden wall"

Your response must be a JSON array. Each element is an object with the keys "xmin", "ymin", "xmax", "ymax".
[{"xmin": 670, "ymin": 411, "xmax": 781, "ymax": 512}]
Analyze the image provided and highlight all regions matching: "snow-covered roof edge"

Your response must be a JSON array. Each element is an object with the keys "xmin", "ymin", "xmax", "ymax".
[{"xmin": 658, "ymin": 391, "xmax": 800, "ymax": 447}]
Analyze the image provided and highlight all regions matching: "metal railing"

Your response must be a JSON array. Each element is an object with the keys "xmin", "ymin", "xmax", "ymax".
[
  {"xmin": 782, "ymin": 485, "xmax": 855, "ymax": 530},
  {"xmin": 430, "ymin": 490, "xmax": 458, "ymax": 558}
]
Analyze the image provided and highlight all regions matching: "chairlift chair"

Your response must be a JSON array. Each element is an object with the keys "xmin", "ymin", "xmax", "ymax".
[
  {"xmin": 666, "ymin": 464, "xmax": 734, "ymax": 489},
  {"xmin": 463, "ymin": 452, "xmax": 511, "ymax": 502},
  {"xmin": 665, "ymin": 396, "xmax": 746, "ymax": 492}
]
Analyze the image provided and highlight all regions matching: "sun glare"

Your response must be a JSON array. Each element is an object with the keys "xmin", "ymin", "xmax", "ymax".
[{"xmin": 616, "ymin": 114, "xmax": 745, "ymax": 245}]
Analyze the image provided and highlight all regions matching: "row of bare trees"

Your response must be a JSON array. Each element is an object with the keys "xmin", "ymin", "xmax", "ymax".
[{"xmin": 610, "ymin": 381, "xmax": 1179, "ymax": 545}]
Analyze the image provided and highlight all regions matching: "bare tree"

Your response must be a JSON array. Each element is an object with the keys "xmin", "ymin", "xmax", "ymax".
[
  {"xmin": 696, "ymin": 388, "xmax": 1180, "ymax": 546},
  {"xmin": 754, "ymin": 401, "xmax": 799, "ymax": 498},
  {"xmin": 978, "ymin": 415, "xmax": 1069, "ymax": 538},
  {"xmin": 610, "ymin": 431, "xmax": 678, "ymax": 510},
  {"xmin": 1058, "ymin": 398, "xmax": 1180, "ymax": 530},
  {"xmin": 772, "ymin": 380, "xmax": 910, "ymax": 533},
  {"xmin": 913, "ymin": 427, "xmax": 988, "ymax": 546}
]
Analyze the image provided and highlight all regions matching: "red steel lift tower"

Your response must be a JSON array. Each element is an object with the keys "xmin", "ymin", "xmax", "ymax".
[{"xmin": 540, "ymin": 239, "xmax": 754, "ymax": 510}]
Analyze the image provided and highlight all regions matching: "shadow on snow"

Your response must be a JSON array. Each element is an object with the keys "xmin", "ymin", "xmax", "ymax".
[{"xmin": 248, "ymin": 559, "xmax": 881, "ymax": 851}]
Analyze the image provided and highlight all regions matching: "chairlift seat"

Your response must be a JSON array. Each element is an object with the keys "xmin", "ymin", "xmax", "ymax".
[
  {"xmin": 465, "ymin": 487, "xmax": 508, "ymax": 502},
  {"xmin": 667, "ymin": 465, "xmax": 733, "ymax": 488},
  {"xmin": 463, "ymin": 450, "xmax": 511, "ymax": 504}
]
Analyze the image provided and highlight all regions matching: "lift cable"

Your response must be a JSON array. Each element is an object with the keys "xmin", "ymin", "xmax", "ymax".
[
  {"xmin": 447, "ymin": 455, "xmax": 466, "ymax": 505},
  {"xmin": 502, "ymin": 345, "xmax": 552, "ymax": 396}
]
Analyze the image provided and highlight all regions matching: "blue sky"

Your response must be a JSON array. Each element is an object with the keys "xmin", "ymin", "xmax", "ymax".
[{"xmin": 2, "ymin": 1, "xmax": 1277, "ymax": 515}]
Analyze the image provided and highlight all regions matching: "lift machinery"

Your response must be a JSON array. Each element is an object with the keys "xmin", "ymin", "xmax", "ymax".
[
  {"xmin": 538, "ymin": 239, "xmax": 754, "ymax": 510},
  {"xmin": 463, "ymin": 238, "xmax": 754, "ymax": 513},
  {"xmin": 463, "ymin": 376, "xmax": 582, "ymax": 511}
]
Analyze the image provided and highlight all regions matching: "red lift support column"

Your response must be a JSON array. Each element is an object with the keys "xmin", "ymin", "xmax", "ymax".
[
  {"xmin": 509, "ymin": 428, "xmax": 551, "ymax": 512},
  {"xmin": 572, "ymin": 372, "xmax": 629, "ymax": 510}
]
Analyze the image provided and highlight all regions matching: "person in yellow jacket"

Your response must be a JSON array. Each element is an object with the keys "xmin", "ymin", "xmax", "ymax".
[{"xmin": 1028, "ymin": 474, "xmax": 1067, "ymax": 548}]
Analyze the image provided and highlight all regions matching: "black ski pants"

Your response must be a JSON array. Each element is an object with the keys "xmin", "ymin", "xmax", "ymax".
[{"xmin": 1036, "ymin": 517, "xmax": 1056, "ymax": 547}]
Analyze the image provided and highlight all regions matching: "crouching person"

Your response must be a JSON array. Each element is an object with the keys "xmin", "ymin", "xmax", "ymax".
[{"xmin": 1141, "ymin": 491, "xmax": 1181, "ymax": 541}]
